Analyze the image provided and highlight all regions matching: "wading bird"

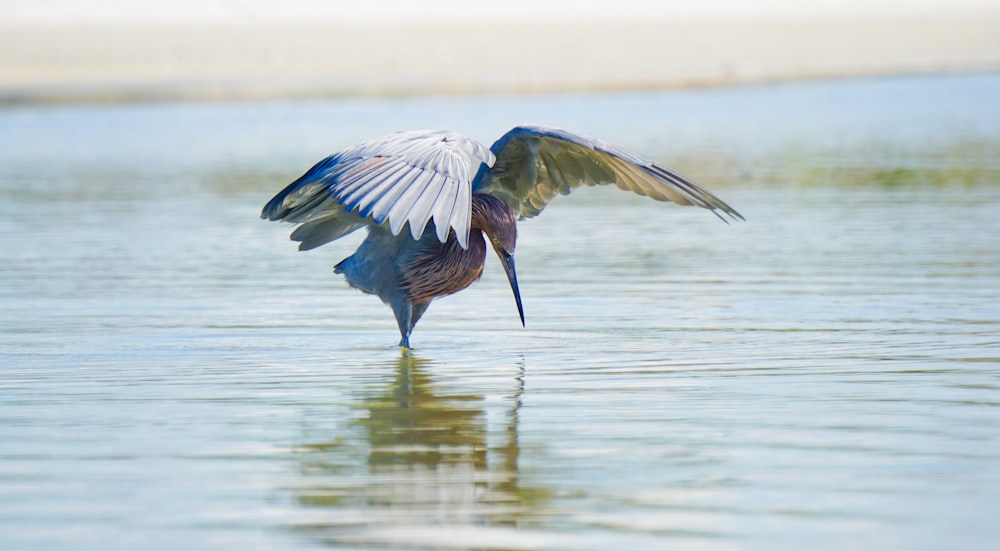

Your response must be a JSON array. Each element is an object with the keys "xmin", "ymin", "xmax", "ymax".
[{"xmin": 262, "ymin": 125, "xmax": 742, "ymax": 347}]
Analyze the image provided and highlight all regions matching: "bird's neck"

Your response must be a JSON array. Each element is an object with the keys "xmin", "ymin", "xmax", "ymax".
[{"xmin": 471, "ymin": 193, "xmax": 514, "ymax": 233}]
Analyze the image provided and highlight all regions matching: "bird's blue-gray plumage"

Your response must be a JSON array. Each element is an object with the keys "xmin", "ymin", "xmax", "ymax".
[{"xmin": 262, "ymin": 124, "xmax": 743, "ymax": 347}]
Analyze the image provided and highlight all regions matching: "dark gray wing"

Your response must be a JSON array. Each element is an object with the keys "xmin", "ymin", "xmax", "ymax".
[
  {"xmin": 472, "ymin": 125, "xmax": 743, "ymax": 222},
  {"xmin": 262, "ymin": 130, "xmax": 496, "ymax": 249}
]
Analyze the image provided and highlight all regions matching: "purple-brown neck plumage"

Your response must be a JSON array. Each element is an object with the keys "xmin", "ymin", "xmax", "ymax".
[{"xmin": 401, "ymin": 193, "xmax": 518, "ymax": 305}]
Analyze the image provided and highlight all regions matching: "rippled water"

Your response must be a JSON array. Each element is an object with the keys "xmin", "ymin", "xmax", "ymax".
[{"xmin": 2, "ymin": 74, "xmax": 1000, "ymax": 550}]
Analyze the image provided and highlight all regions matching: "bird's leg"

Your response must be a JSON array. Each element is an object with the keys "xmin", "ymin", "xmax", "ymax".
[
  {"xmin": 410, "ymin": 302, "xmax": 430, "ymax": 330},
  {"xmin": 390, "ymin": 294, "xmax": 414, "ymax": 349}
]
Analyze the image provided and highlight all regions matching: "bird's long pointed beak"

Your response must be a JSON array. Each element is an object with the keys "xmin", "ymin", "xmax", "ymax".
[{"xmin": 500, "ymin": 252, "xmax": 525, "ymax": 327}]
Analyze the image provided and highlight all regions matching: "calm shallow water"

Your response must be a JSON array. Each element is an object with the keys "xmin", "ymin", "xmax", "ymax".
[{"xmin": 2, "ymin": 74, "xmax": 999, "ymax": 550}]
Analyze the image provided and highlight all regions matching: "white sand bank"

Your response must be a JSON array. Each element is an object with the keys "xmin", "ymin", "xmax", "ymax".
[{"xmin": 2, "ymin": 1, "xmax": 999, "ymax": 102}]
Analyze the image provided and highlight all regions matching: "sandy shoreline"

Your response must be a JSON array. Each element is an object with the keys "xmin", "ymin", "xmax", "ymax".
[{"xmin": 3, "ymin": 10, "xmax": 1000, "ymax": 103}]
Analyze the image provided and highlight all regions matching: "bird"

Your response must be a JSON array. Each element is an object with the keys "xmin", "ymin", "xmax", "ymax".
[{"xmin": 262, "ymin": 124, "xmax": 743, "ymax": 348}]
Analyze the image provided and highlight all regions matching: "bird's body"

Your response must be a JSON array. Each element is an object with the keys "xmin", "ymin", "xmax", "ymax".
[
  {"xmin": 262, "ymin": 125, "xmax": 742, "ymax": 347},
  {"xmin": 332, "ymin": 193, "xmax": 511, "ymax": 346}
]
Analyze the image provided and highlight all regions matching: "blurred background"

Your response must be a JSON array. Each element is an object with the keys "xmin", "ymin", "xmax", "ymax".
[
  {"xmin": 2, "ymin": 2, "xmax": 1000, "ymax": 550},
  {"xmin": 2, "ymin": 0, "xmax": 999, "ymax": 102}
]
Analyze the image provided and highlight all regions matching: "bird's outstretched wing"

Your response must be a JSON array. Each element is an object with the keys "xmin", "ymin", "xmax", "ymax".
[
  {"xmin": 261, "ymin": 130, "xmax": 496, "ymax": 249},
  {"xmin": 472, "ymin": 125, "xmax": 744, "ymax": 222}
]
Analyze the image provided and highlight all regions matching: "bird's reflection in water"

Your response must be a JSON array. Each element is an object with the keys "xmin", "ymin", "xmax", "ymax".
[{"xmin": 293, "ymin": 352, "xmax": 546, "ymax": 544}]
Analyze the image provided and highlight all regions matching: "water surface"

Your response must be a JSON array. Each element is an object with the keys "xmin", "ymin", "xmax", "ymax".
[{"xmin": 2, "ymin": 74, "xmax": 999, "ymax": 550}]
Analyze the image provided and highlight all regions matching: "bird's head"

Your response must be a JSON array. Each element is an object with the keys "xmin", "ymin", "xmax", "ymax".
[
  {"xmin": 486, "ymin": 216, "xmax": 517, "ymax": 257},
  {"xmin": 472, "ymin": 194, "xmax": 524, "ymax": 327}
]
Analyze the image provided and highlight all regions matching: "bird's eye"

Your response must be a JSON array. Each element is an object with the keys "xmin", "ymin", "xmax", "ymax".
[{"xmin": 492, "ymin": 236, "xmax": 501, "ymax": 246}]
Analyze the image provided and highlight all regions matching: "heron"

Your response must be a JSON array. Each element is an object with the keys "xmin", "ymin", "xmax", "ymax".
[{"xmin": 262, "ymin": 124, "xmax": 743, "ymax": 348}]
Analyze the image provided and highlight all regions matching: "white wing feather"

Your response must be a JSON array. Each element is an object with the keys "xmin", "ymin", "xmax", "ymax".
[{"xmin": 261, "ymin": 130, "xmax": 495, "ymax": 249}]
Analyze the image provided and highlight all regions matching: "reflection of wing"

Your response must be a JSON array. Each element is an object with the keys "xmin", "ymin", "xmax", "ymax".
[
  {"xmin": 261, "ymin": 130, "xmax": 496, "ymax": 249},
  {"xmin": 473, "ymin": 125, "xmax": 744, "ymax": 222}
]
